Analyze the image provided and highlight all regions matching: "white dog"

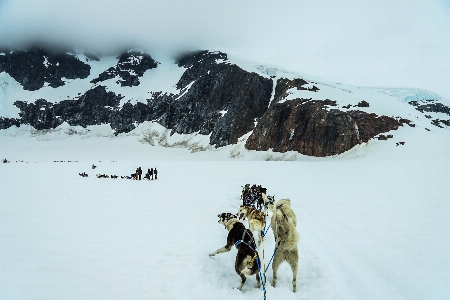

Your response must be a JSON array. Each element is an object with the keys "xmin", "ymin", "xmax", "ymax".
[{"xmin": 269, "ymin": 199, "xmax": 299, "ymax": 292}]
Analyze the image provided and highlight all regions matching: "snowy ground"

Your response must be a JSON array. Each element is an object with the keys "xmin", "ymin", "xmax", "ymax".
[{"xmin": 1, "ymin": 123, "xmax": 449, "ymax": 300}]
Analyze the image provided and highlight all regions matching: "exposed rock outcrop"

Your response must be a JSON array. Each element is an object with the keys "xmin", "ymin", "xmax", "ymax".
[
  {"xmin": 246, "ymin": 100, "xmax": 360, "ymax": 157},
  {"xmin": 356, "ymin": 100, "xmax": 370, "ymax": 107},
  {"xmin": 409, "ymin": 100, "xmax": 450, "ymax": 116},
  {"xmin": 346, "ymin": 110, "xmax": 404, "ymax": 143},
  {"xmin": 161, "ymin": 50, "xmax": 273, "ymax": 146},
  {"xmin": 14, "ymin": 86, "xmax": 124, "ymax": 130},
  {"xmin": 246, "ymin": 100, "xmax": 405, "ymax": 157},
  {"xmin": 90, "ymin": 51, "xmax": 158, "ymax": 86},
  {"xmin": 0, "ymin": 117, "xmax": 21, "ymax": 130},
  {"xmin": 408, "ymin": 100, "xmax": 450, "ymax": 128},
  {"xmin": 0, "ymin": 47, "xmax": 91, "ymax": 90},
  {"xmin": 272, "ymin": 77, "xmax": 319, "ymax": 105}
]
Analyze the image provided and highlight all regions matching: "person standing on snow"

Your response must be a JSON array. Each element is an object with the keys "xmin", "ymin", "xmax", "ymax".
[
  {"xmin": 144, "ymin": 168, "xmax": 150, "ymax": 180},
  {"xmin": 137, "ymin": 167, "xmax": 142, "ymax": 180},
  {"xmin": 154, "ymin": 168, "xmax": 158, "ymax": 180}
]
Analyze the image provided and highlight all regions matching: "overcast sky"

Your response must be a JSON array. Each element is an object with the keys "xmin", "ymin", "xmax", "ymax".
[{"xmin": 0, "ymin": 0, "xmax": 449, "ymax": 99}]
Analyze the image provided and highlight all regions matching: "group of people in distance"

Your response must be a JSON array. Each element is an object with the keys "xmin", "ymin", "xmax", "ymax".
[{"xmin": 134, "ymin": 167, "xmax": 158, "ymax": 180}]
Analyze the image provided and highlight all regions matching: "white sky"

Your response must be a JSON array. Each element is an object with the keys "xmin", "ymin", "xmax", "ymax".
[{"xmin": 0, "ymin": 0, "xmax": 449, "ymax": 100}]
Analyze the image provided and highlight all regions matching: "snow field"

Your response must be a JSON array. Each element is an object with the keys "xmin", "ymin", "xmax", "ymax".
[{"xmin": 1, "ymin": 145, "xmax": 449, "ymax": 300}]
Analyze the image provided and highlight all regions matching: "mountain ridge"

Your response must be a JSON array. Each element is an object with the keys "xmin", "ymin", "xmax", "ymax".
[{"xmin": 1, "ymin": 47, "xmax": 448, "ymax": 157}]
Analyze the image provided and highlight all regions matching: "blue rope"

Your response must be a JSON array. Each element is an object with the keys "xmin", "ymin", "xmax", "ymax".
[
  {"xmin": 261, "ymin": 223, "xmax": 271, "ymax": 237},
  {"xmin": 235, "ymin": 232, "xmax": 266, "ymax": 299},
  {"xmin": 264, "ymin": 247, "xmax": 278, "ymax": 273},
  {"xmin": 256, "ymin": 257, "xmax": 267, "ymax": 300}
]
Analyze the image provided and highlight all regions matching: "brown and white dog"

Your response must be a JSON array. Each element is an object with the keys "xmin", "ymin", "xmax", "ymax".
[
  {"xmin": 237, "ymin": 205, "xmax": 267, "ymax": 245},
  {"xmin": 209, "ymin": 213, "xmax": 261, "ymax": 290},
  {"xmin": 269, "ymin": 199, "xmax": 299, "ymax": 292}
]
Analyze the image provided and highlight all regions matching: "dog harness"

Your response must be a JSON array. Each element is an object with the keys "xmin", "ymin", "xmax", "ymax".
[
  {"xmin": 234, "ymin": 229, "xmax": 260, "ymax": 268},
  {"xmin": 234, "ymin": 229, "xmax": 257, "ymax": 253},
  {"xmin": 248, "ymin": 252, "xmax": 258, "ymax": 267},
  {"xmin": 235, "ymin": 229, "xmax": 267, "ymax": 299},
  {"xmin": 276, "ymin": 204, "xmax": 289, "ymax": 221}
]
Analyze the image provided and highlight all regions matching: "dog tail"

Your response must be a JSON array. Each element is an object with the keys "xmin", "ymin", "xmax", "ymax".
[
  {"xmin": 240, "ymin": 253, "xmax": 259, "ymax": 276},
  {"xmin": 240, "ymin": 268, "xmax": 253, "ymax": 276}
]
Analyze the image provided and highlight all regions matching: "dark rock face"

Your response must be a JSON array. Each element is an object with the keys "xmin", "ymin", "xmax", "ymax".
[
  {"xmin": 90, "ymin": 51, "xmax": 158, "ymax": 86},
  {"xmin": 246, "ymin": 100, "xmax": 360, "ymax": 157},
  {"xmin": 409, "ymin": 100, "xmax": 450, "ymax": 116},
  {"xmin": 0, "ymin": 47, "xmax": 91, "ymax": 91},
  {"xmin": 2, "ymin": 51, "xmax": 273, "ymax": 146},
  {"xmin": 13, "ymin": 86, "xmax": 124, "ymax": 130},
  {"xmin": 14, "ymin": 98, "xmax": 65, "ymax": 130},
  {"xmin": 164, "ymin": 50, "xmax": 273, "ymax": 146},
  {"xmin": 0, "ymin": 117, "xmax": 21, "ymax": 130},
  {"xmin": 377, "ymin": 134, "xmax": 394, "ymax": 140},
  {"xmin": 409, "ymin": 100, "xmax": 450, "ymax": 128},
  {"xmin": 272, "ymin": 77, "xmax": 319, "ymax": 105},
  {"xmin": 357, "ymin": 100, "xmax": 370, "ymax": 107},
  {"xmin": 431, "ymin": 119, "xmax": 450, "ymax": 128},
  {"xmin": 346, "ymin": 110, "xmax": 403, "ymax": 143},
  {"xmin": 114, "ymin": 50, "xmax": 273, "ymax": 145},
  {"xmin": 244, "ymin": 74, "xmax": 407, "ymax": 157},
  {"xmin": 246, "ymin": 100, "xmax": 405, "ymax": 157},
  {"xmin": 5, "ymin": 86, "xmax": 162, "ymax": 134}
]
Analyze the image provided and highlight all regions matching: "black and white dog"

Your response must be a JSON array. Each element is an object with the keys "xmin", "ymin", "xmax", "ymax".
[
  {"xmin": 96, "ymin": 174, "xmax": 109, "ymax": 178},
  {"xmin": 209, "ymin": 213, "xmax": 261, "ymax": 290}
]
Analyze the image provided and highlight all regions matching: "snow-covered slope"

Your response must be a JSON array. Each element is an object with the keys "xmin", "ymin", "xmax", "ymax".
[
  {"xmin": 0, "ymin": 52, "xmax": 186, "ymax": 118},
  {"xmin": 1, "ymin": 48, "xmax": 449, "ymax": 159},
  {"xmin": 0, "ymin": 49, "xmax": 444, "ymax": 118},
  {"xmin": 230, "ymin": 54, "xmax": 444, "ymax": 116}
]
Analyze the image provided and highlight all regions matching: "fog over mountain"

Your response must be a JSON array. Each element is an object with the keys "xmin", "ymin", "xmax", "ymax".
[{"xmin": 0, "ymin": 0, "xmax": 449, "ymax": 100}]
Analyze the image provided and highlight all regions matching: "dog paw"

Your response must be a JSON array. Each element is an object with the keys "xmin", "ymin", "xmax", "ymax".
[{"xmin": 209, "ymin": 253, "xmax": 215, "ymax": 257}]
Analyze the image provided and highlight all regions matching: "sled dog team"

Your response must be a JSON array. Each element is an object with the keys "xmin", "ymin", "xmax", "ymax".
[
  {"xmin": 79, "ymin": 167, "xmax": 158, "ymax": 180},
  {"xmin": 209, "ymin": 184, "xmax": 299, "ymax": 293}
]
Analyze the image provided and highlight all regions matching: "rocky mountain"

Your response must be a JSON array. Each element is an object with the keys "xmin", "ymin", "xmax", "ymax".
[
  {"xmin": 0, "ymin": 47, "xmax": 448, "ymax": 157},
  {"xmin": 0, "ymin": 47, "xmax": 91, "ymax": 91},
  {"xmin": 90, "ymin": 51, "xmax": 158, "ymax": 87}
]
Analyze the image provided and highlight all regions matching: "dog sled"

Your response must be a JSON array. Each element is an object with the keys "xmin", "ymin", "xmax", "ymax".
[
  {"xmin": 241, "ymin": 184, "xmax": 274, "ymax": 212},
  {"xmin": 210, "ymin": 184, "xmax": 298, "ymax": 297}
]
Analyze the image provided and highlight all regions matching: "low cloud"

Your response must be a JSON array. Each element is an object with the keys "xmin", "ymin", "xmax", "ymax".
[{"xmin": 0, "ymin": 0, "xmax": 449, "ymax": 99}]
